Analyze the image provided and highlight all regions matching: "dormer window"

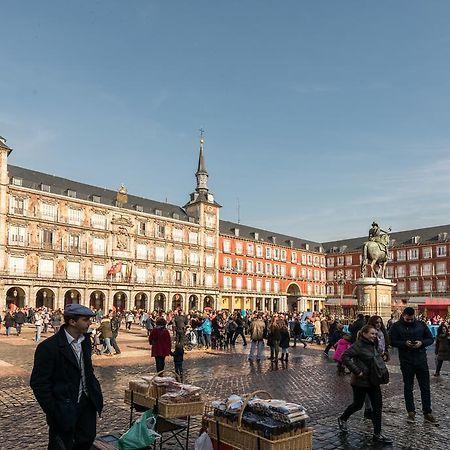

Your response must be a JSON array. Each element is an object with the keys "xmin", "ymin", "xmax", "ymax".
[
  {"xmin": 411, "ymin": 236, "xmax": 420, "ymax": 244},
  {"xmin": 40, "ymin": 183, "xmax": 51, "ymax": 193},
  {"xmin": 155, "ymin": 209, "xmax": 162, "ymax": 216},
  {"xmin": 438, "ymin": 232, "xmax": 448, "ymax": 241},
  {"xmin": 11, "ymin": 177, "xmax": 22, "ymax": 186},
  {"xmin": 67, "ymin": 189, "xmax": 76, "ymax": 198},
  {"xmin": 286, "ymin": 239, "xmax": 294, "ymax": 248},
  {"xmin": 252, "ymin": 232, "xmax": 259, "ymax": 240},
  {"xmin": 304, "ymin": 243, "xmax": 310, "ymax": 251},
  {"xmin": 135, "ymin": 204, "xmax": 144, "ymax": 212},
  {"xmin": 270, "ymin": 236, "xmax": 276, "ymax": 244},
  {"xmin": 188, "ymin": 217, "xmax": 196, "ymax": 223},
  {"xmin": 172, "ymin": 213, "xmax": 180, "ymax": 220},
  {"xmin": 340, "ymin": 245, "xmax": 347, "ymax": 252},
  {"xmin": 91, "ymin": 195, "xmax": 101, "ymax": 203},
  {"xmin": 233, "ymin": 228, "xmax": 240, "ymax": 237}
]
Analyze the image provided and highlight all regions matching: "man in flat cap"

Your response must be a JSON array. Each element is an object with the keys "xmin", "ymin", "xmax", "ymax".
[{"xmin": 30, "ymin": 304, "xmax": 103, "ymax": 450}]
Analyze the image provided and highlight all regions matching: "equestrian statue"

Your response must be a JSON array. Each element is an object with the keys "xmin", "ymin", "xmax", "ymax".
[{"xmin": 360, "ymin": 222, "xmax": 391, "ymax": 278}]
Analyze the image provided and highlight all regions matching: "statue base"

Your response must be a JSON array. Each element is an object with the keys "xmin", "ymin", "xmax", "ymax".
[{"xmin": 356, "ymin": 278, "xmax": 395, "ymax": 322}]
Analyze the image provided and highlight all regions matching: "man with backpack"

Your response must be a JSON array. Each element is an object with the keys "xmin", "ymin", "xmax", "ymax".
[{"xmin": 248, "ymin": 314, "xmax": 266, "ymax": 362}]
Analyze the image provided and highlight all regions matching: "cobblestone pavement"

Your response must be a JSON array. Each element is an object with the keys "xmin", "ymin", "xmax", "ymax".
[{"xmin": 1, "ymin": 325, "xmax": 450, "ymax": 449}]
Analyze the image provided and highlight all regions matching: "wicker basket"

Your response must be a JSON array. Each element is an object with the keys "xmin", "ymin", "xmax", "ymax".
[
  {"xmin": 124, "ymin": 389, "xmax": 156, "ymax": 409},
  {"xmin": 207, "ymin": 390, "xmax": 313, "ymax": 450},
  {"xmin": 158, "ymin": 399, "xmax": 205, "ymax": 419}
]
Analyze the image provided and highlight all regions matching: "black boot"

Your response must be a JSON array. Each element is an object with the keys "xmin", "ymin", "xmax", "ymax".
[{"xmin": 285, "ymin": 354, "xmax": 289, "ymax": 362}]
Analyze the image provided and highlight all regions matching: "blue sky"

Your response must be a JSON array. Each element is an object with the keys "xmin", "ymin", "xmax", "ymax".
[{"xmin": 1, "ymin": 1, "xmax": 450, "ymax": 242}]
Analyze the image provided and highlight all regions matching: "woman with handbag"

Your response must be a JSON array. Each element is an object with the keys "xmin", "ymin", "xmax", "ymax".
[{"xmin": 337, "ymin": 324, "xmax": 392, "ymax": 444}]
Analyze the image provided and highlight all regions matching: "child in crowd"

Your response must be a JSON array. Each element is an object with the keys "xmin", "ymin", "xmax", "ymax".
[
  {"xmin": 171, "ymin": 343, "xmax": 185, "ymax": 381},
  {"xmin": 333, "ymin": 333, "xmax": 352, "ymax": 375}
]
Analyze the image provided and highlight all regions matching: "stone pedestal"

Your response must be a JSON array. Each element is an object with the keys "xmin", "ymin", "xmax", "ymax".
[{"xmin": 356, "ymin": 278, "xmax": 395, "ymax": 322}]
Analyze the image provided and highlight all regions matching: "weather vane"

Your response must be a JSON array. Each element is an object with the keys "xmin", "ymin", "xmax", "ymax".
[{"xmin": 198, "ymin": 128, "xmax": 205, "ymax": 143}]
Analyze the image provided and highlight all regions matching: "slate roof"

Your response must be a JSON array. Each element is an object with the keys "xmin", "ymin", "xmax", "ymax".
[
  {"xmin": 0, "ymin": 137, "xmax": 13, "ymax": 154},
  {"xmin": 8, "ymin": 164, "xmax": 193, "ymax": 222},
  {"xmin": 219, "ymin": 220, "xmax": 324, "ymax": 252},
  {"xmin": 322, "ymin": 224, "xmax": 450, "ymax": 253}
]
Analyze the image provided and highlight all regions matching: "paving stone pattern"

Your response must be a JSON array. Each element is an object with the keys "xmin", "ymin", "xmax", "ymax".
[{"xmin": 0, "ymin": 326, "xmax": 449, "ymax": 449}]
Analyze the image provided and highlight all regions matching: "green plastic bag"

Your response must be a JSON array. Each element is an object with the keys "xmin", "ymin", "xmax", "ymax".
[{"xmin": 118, "ymin": 410, "xmax": 160, "ymax": 449}]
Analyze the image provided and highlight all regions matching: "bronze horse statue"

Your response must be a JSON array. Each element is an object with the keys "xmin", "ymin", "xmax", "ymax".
[{"xmin": 360, "ymin": 233, "xmax": 390, "ymax": 278}]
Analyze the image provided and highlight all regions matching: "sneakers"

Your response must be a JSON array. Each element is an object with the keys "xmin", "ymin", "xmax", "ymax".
[
  {"xmin": 338, "ymin": 417, "xmax": 348, "ymax": 432},
  {"xmin": 424, "ymin": 413, "xmax": 439, "ymax": 426},
  {"xmin": 372, "ymin": 434, "xmax": 393, "ymax": 444},
  {"xmin": 406, "ymin": 412, "xmax": 415, "ymax": 423}
]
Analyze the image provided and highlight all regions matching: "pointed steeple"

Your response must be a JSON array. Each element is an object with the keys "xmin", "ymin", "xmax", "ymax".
[{"xmin": 195, "ymin": 129, "xmax": 208, "ymax": 193}]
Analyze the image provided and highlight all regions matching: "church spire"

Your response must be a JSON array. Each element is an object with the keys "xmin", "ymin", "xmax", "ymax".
[{"xmin": 195, "ymin": 128, "xmax": 208, "ymax": 193}]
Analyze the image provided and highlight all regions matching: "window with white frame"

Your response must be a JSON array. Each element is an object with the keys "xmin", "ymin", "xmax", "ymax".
[
  {"xmin": 437, "ymin": 245, "xmax": 447, "ymax": 257},
  {"xmin": 205, "ymin": 234, "xmax": 214, "ymax": 247},
  {"xmin": 256, "ymin": 261, "xmax": 263, "ymax": 273},
  {"xmin": 314, "ymin": 256, "xmax": 319, "ymax": 266},
  {"xmin": 155, "ymin": 246, "xmax": 165, "ymax": 262},
  {"xmin": 291, "ymin": 252, "xmax": 297, "ymax": 263},
  {"xmin": 173, "ymin": 228, "xmax": 183, "ymax": 242},
  {"xmin": 93, "ymin": 237, "xmax": 105, "ymax": 255},
  {"xmin": 92, "ymin": 213, "xmax": 107, "ymax": 229},
  {"xmin": 386, "ymin": 266, "xmax": 394, "ymax": 278},
  {"xmin": 69, "ymin": 234, "xmax": 80, "ymax": 251},
  {"xmin": 307, "ymin": 269, "xmax": 312, "ymax": 280},
  {"xmin": 137, "ymin": 221, "xmax": 146, "ymax": 236},
  {"xmin": 410, "ymin": 281, "xmax": 418, "ymax": 293},
  {"xmin": 156, "ymin": 224, "xmax": 166, "ymax": 239},
  {"xmin": 236, "ymin": 259, "xmax": 243, "ymax": 272},
  {"xmin": 247, "ymin": 278, "xmax": 253, "ymax": 291},
  {"xmin": 422, "ymin": 263, "xmax": 433, "ymax": 276},
  {"xmin": 155, "ymin": 269, "xmax": 165, "ymax": 284},
  {"xmin": 67, "ymin": 261, "xmax": 80, "ymax": 280},
  {"xmin": 345, "ymin": 269, "xmax": 352, "ymax": 279},
  {"xmin": 281, "ymin": 249, "xmax": 287, "ymax": 261},
  {"xmin": 274, "ymin": 281, "xmax": 280, "ymax": 293},
  {"xmin": 136, "ymin": 243, "xmax": 148, "ymax": 259},
  {"xmin": 321, "ymin": 271, "xmax": 326, "ymax": 281},
  {"xmin": 205, "ymin": 274, "xmax": 214, "ymax": 287},
  {"xmin": 327, "ymin": 285, "xmax": 335, "ymax": 295},
  {"xmin": 188, "ymin": 231, "xmax": 198, "ymax": 244},
  {"xmin": 265, "ymin": 247, "xmax": 272, "ymax": 259},
  {"xmin": 189, "ymin": 251, "xmax": 199, "ymax": 266},
  {"xmin": 314, "ymin": 285, "xmax": 319, "ymax": 295},
  {"xmin": 223, "ymin": 240, "xmax": 231, "ymax": 253},
  {"xmin": 397, "ymin": 282, "xmax": 405, "ymax": 293},
  {"xmin": 39, "ymin": 259, "xmax": 54, "ymax": 277},
  {"xmin": 236, "ymin": 277, "xmax": 243, "ymax": 290},
  {"xmin": 235, "ymin": 242, "xmax": 243, "ymax": 255},
  {"xmin": 9, "ymin": 256, "xmax": 25, "ymax": 274},
  {"xmin": 281, "ymin": 265, "xmax": 286, "ymax": 277},
  {"xmin": 321, "ymin": 285, "xmax": 325, "ymax": 295},
  {"xmin": 436, "ymin": 261, "xmax": 447, "ymax": 275},
  {"xmin": 256, "ymin": 245, "xmax": 263, "ymax": 257},
  {"xmin": 290, "ymin": 267, "xmax": 297, "ymax": 278},
  {"xmin": 423, "ymin": 280, "xmax": 432, "ymax": 293},
  {"xmin": 265, "ymin": 263, "xmax": 272, "ymax": 275},
  {"xmin": 173, "ymin": 248, "xmax": 183, "ymax": 264},
  {"xmin": 92, "ymin": 264, "xmax": 104, "ymax": 281},
  {"xmin": 409, "ymin": 264, "xmax": 418, "ymax": 276},
  {"xmin": 247, "ymin": 243, "xmax": 254, "ymax": 256},
  {"xmin": 224, "ymin": 257, "xmax": 232, "ymax": 270},
  {"xmin": 327, "ymin": 257, "xmax": 334, "ymax": 267},
  {"xmin": 301, "ymin": 268, "xmax": 306, "ymax": 278},
  {"xmin": 409, "ymin": 248, "xmax": 419, "ymax": 260},
  {"xmin": 68, "ymin": 208, "xmax": 82, "ymax": 225},
  {"xmin": 41, "ymin": 229, "xmax": 54, "ymax": 247},
  {"xmin": 397, "ymin": 250, "xmax": 406, "ymax": 261},
  {"xmin": 246, "ymin": 260, "xmax": 254, "ymax": 273},
  {"xmin": 307, "ymin": 255, "xmax": 313, "ymax": 265},
  {"xmin": 321, "ymin": 257, "xmax": 326, "ymax": 266},
  {"xmin": 437, "ymin": 280, "xmax": 447, "ymax": 292},
  {"xmin": 301, "ymin": 254, "xmax": 307, "ymax": 265},
  {"xmin": 41, "ymin": 203, "xmax": 57, "ymax": 220},
  {"xmin": 136, "ymin": 267, "xmax": 146, "ymax": 283},
  {"xmin": 314, "ymin": 270, "xmax": 320, "ymax": 281},
  {"xmin": 336, "ymin": 256, "xmax": 344, "ymax": 266},
  {"xmin": 205, "ymin": 213, "xmax": 215, "ymax": 228},
  {"xmin": 10, "ymin": 196, "xmax": 25, "ymax": 215},
  {"xmin": 397, "ymin": 265, "xmax": 406, "ymax": 277},
  {"xmin": 256, "ymin": 279, "xmax": 262, "ymax": 292},
  {"xmin": 265, "ymin": 280, "xmax": 271, "ymax": 292},
  {"xmin": 11, "ymin": 177, "xmax": 22, "ymax": 186},
  {"xmin": 307, "ymin": 284, "xmax": 313, "ymax": 295},
  {"xmin": 273, "ymin": 264, "xmax": 280, "ymax": 276},
  {"xmin": 8, "ymin": 225, "xmax": 26, "ymax": 245},
  {"xmin": 273, "ymin": 248, "xmax": 280, "ymax": 260},
  {"xmin": 422, "ymin": 247, "xmax": 432, "ymax": 259},
  {"xmin": 345, "ymin": 255, "xmax": 353, "ymax": 265},
  {"xmin": 205, "ymin": 254, "xmax": 215, "ymax": 268},
  {"xmin": 223, "ymin": 276, "xmax": 232, "ymax": 289}
]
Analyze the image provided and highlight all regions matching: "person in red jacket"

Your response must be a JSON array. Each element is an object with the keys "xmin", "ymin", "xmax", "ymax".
[{"xmin": 149, "ymin": 317, "xmax": 172, "ymax": 372}]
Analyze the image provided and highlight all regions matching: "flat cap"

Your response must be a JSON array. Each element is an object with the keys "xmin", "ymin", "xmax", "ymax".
[{"xmin": 64, "ymin": 304, "xmax": 95, "ymax": 317}]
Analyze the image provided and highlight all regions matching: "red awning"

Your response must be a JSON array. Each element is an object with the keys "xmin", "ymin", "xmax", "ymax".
[{"xmin": 424, "ymin": 297, "xmax": 450, "ymax": 306}]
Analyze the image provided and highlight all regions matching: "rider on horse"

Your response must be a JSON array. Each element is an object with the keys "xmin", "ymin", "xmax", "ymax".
[{"xmin": 368, "ymin": 222, "xmax": 390, "ymax": 257}]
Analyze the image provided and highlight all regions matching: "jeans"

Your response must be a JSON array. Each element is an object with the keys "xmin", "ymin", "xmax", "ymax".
[
  {"xmin": 341, "ymin": 385, "xmax": 383, "ymax": 435},
  {"xmin": 270, "ymin": 340, "xmax": 280, "ymax": 360},
  {"xmin": 15, "ymin": 323, "xmax": 22, "ymax": 335},
  {"xmin": 111, "ymin": 336, "xmax": 121, "ymax": 354},
  {"xmin": 176, "ymin": 329, "xmax": 185, "ymax": 346},
  {"xmin": 102, "ymin": 337, "xmax": 114, "ymax": 354},
  {"xmin": 35, "ymin": 325, "xmax": 43, "ymax": 342},
  {"xmin": 249, "ymin": 340, "xmax": 264, "ymax": 360},
  {"xmin": 174, "ymin": 362, "xmax": 183, "ymax": 381},
  {"xmin": 6, "ymin": 327, "xmax": 12, "ymax": 336},
  {"xmin": 200, "ymin": 333, "xmax": 211, "ymax": 348},
  {"xmin": 400, "ymin": 360, "xmax": 432, "ymax": 413}
]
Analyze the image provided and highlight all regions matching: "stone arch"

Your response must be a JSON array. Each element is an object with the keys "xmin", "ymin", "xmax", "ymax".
[
  {"xmin": 90, "ymin": 290, "xmax": 105, "ymax": 311},
  {"xmin": 64, "ymin": 289, "xmax": 81, "ymax": 306},
  {"xmin": 113, "ymin": 291, "xmax": 127, "ymax": 311},
  {"xmin": 37, "ymin": 288, "xmax": 55, "ymax": 309},
  {"xmin": 154, "ymin": 293, "xmax": 166, "ymax": 312},
  {"xmin": 6, "ymin": 287, "xmax": 26, "ymax": 309},
  {"xmin": 171, "ymin": 293, "xmax": 183, "ymax": 311},
  {"xmin": 135, "ymin": 292, "xmax": 147, "ymax": 310},
  {"xmin": 286, "ymin": 283, "xmax": 301, "ymax": 313},
  {"xmin": 188, "ymin": 294, "xmax": 198, "ymax": 311},
  {"xmin": 203, "ymin": 295, "xmax": 214, "ymax": 311}
]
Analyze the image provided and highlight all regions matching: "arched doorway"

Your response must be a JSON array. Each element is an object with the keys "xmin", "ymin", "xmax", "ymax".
[
  {"xmin": 6, "ymin": 287, "xmax": 26, "ymax": 309},
  {"xmin": 172, "ymin": 293, "xmax": 183, "ymax": 311},
  {"xmin": 64, "ymin": 289, "xmax": 80, "ymax": 306},
  {"xmin": 37, "ymin": 288, "xmax": 55, "ymax": 309},
  {"xmin": 204, "ymin": 295, "xmax": 213, "ymax": 311},
  {"xmin": 286, "ymin": 283, "xmax": 301, "ymax": 312},
  {"xmin": 154, "ymin": 293, "xmax": 165, "ymax": 312},
  {"xmin": 188, "ymin": 295, "xmax": 198, "ymax": 311},
  {"xmin": 135, "ymin": 292, "xmax": 147, "ymax": 310},
  {"xmin": 113, "ymin": 291, "xmax": 127, "ymax": 311},
  {"xmin": 90, "ymin": 290, "xmax": 105, "ymax": 311}
]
